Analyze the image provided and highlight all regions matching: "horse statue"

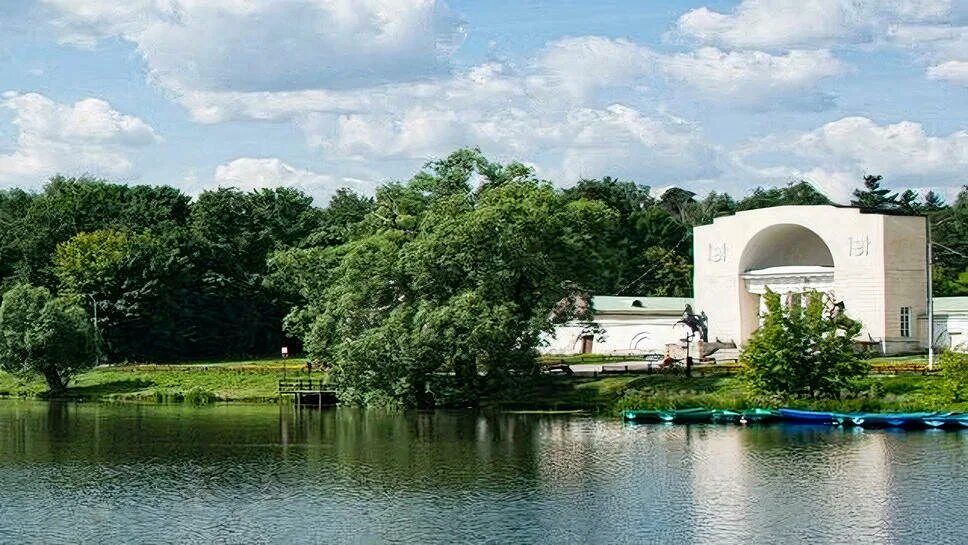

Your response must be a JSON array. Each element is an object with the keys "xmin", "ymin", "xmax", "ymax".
[{"xmin": 676, "ymin": 304, "xmax": 708, "ymax": 343}]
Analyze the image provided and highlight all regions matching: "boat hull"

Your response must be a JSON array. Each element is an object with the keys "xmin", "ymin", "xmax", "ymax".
[
  {"xmin": 854, "ymin": 412, "xmax": 938, "ymax": 429},
  {"xmin": 777, "ymin": 409, "xmax": 848, "ymax": 425}
]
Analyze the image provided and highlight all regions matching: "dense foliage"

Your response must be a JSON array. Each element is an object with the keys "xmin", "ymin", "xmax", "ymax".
[
  {"xmin": 741, "ymin": 290, "xmax": 868, "ymax": 398},
  {"xmin": 0, "ymin": 284, "xmax": 94, "ymax": 392},
  {"xmin": 939, "ymin": 351, "xmax": 968, "ymax": 402},
  {"xmin": 272, "ymin": 151, "xmax": 612, "ymax": 405},
  {"xmin": 0, "ymin": 149, "xmax": 965, "ymax": 399},
  {"xmin": 0, "ymin": 178, "xmax": 325, "ymax": 362}
]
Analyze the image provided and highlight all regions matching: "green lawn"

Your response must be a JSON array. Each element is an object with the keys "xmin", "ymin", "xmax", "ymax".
[
  {"xmin": 0, "ymin": 357, "xmax": 313, "ymax": 403},
  {"xmin": 2, "ymin": 354, "xmax": 961, "ymax": 412},
  {"xmin": 490, "ymin": 371, "xmax": 964, "ymax": 415}
]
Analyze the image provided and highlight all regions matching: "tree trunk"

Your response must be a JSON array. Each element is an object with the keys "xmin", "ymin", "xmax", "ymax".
[{"xmin": 42, "ymin": 367, "xmax": 66, "ymax": 395}]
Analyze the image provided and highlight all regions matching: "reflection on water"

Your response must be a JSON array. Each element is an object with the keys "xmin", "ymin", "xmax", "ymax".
[{"xmin": 0, "ymin": 401, "xmax": 966, "ymax": 545}]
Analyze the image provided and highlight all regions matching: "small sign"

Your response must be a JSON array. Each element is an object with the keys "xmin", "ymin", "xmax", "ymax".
[{"xmin": 281, "ymin": 346, "xmax": 289, "ymax": 357}]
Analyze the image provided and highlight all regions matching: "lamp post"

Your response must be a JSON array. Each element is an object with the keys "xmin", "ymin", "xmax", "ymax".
[
  {"xmin": 87, "ymin": 294, "xmax": 100, "ymax": 366},
  {"xmin": 927, "ymin": 219, "xmax": 934, "ymax": 370},
  {"xmin": 281, "ymin": 346, "xmax": 289, "ymax": 381}
]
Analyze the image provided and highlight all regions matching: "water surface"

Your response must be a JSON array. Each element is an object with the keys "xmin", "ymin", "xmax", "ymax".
[{"xmin": 0, "ymin": 401, "xmax": 965, "ymax": 544}]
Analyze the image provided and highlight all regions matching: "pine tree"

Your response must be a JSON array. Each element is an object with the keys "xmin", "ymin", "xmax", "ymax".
[{"xmin": 851, "ymin": 175, "xmax": 898, "ymax": 210}]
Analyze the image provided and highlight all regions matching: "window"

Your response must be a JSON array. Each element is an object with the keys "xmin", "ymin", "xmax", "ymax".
[{"xmin": 900, "ymin": 307, "xmax": 911, "ymax": 338}]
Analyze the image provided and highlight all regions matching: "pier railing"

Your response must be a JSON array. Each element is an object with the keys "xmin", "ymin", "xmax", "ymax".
[{"xmin": 278, "ymin": 379, "xmax": 335, "ymax": 393}]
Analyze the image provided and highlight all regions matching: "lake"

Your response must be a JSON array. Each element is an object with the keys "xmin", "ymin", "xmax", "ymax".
[{"xmin": 0, "ymin": 401, "xmax": 965, "ymax": 545}]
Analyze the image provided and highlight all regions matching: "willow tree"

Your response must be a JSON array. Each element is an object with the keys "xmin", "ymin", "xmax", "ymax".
[
  {"xmin": 274, "ymin": 149, "xmax": 614, "ymax": 406},
  {"xmin": 0, "ymin": 284, "xmax": 94, "ymax": 393}
]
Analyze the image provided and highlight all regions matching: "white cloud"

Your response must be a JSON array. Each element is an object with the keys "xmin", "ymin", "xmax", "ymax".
[
  {"xmin": 793, "ymin": 117, "xmax": 968, "ymax": 175},
  {"xmin": 213, "ymin": 157, "xmax": 375, "ymax": 204},
  {"xmin": 733, "ymin": 116, "xmax": 968, "ymax": 203},
  {"xmin": 675, "ymin": 0, "xmax": 952, "ymax": 49},
  {"xmin": 533, "ymin": 36, "xmax": 655, "ymax": 100},
  {"xmin": 659, "ymin": 48, "xmax": 846, "ymax": 106},
  {"xmin": 0, "ymin": 92, "xmax": 158, "ymax": 184},
  {"xmin": 42, "ymin": 0, "xmax": 466, "ymax": 92},
  {"xmin": 927, "ymin": 60, "xmax": 968, "ymax": 85}
]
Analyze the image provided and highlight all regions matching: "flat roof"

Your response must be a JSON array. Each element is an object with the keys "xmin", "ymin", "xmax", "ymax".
[
  {"xmin": 592, "ymin": 296, "xmax": 693, "ymax": 314},
  {"xmin": 935, "ymin": 297, "xmax": 968, "ymax": 314},
  {"xmin": 700, "ymin": 204, "xmax": 927, "ymax": 227}
]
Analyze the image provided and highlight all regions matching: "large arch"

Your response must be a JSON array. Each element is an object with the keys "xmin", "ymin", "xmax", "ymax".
[
  {"xmin": 694, "ymin": 205, "xmax": 928, "ymax": 353},
  {"xmin": 738, "ymin": 223, "xmax": 834, "ymax": 273},
  {"xmin": 736, "ymin": 223, "xmax": 835, "ymax": 340}
]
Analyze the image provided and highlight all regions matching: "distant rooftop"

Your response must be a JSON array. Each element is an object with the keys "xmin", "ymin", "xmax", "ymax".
[
  {"xmin": 935, "ymin": 297, "xmax": 968, "ymax": 315},
  {"xmin": 592, "ymin": 296, "xmax": 693, "ymax": 315}
]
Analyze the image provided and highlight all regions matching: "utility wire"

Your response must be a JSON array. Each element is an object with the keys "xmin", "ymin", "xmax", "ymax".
[{"xmin": 615, "ymin": 230, "xmax": 691, "ymax": 296}]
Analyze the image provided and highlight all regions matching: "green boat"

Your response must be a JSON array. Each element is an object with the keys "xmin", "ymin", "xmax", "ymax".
[
  {"xmin": 659, "ymin": 408, "xmax": 717, "ymax": 423},
  {"xmin": 622, "ymin": 409, "xmax": 665, "ymax": 423},
  {"xmin": 739, "ymin": 408, "xmax": 779, "ymax": 424}
]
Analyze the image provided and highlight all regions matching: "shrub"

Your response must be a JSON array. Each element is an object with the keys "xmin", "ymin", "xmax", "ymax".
[
  {"xmin": 741, "ymin": 289, "xmax": 868, "ymax": 398},
  {"xmin": 184, "ymin": 387, "xmax": 217, "ymax": 406},
  {"xmin": 939, "ymin": 350, "xmax": 968, "ymax": 402}
]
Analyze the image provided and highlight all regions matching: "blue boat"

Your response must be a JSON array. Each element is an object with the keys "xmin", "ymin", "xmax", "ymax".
[
  {"xmin": 778, "ymin": 408, "xmax": 847, "ymax": 426},
  {"xmin": 921, "ymin": 413, "xmax": 968, "ymax": 429},
  {"xmin": 854, "ymin": 412, "xmax": 938, "ymax": 428}
]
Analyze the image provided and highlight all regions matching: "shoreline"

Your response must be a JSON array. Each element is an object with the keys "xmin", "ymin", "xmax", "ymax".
[{"xmin": 2, "ymin": 357, "xmax": 964, "ymax": 414}]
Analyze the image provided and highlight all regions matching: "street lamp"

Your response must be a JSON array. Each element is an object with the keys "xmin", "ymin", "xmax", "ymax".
[
  {"xmin": 87, "ymin": 294, "xmax": 100, "ymax": 366},
  {"xmin": 281, "ymin": 346, "xmax": 288, "ymax": 381}
]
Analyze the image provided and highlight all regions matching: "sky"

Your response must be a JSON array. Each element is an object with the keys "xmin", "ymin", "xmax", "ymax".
[{"xmin": 0, "ymin": 0, "xmax": 965, "ymax": 205}]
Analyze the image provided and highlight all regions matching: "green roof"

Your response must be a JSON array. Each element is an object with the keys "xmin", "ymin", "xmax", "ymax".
[
  {"xmin": 935, "ymin": 297, "xmax": 968, "ymax": 315},
  {"xmin": 592, "ymin": 296, "xmax": 693, "ymax": 314}
]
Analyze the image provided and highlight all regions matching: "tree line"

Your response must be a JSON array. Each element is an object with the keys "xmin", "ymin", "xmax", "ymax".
[{"xmin": 0, "ymin": 149, "xmax": 965, "ymax": 399}]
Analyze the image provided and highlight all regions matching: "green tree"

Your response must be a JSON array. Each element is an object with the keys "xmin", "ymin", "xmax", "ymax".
[
  {"xmin": 932, "ymin": 186, "xmax": 968, "ymax": 296},
  {"xmin": 737, "ymin": 181, "xmax": 831, "ymax": 210},
  {"xmin": 52, "ymin": 230, "xmax": 198, "ymax": 361},
  {"xmin": 938, "ymin": 350, "xmax": 968, "ymax": 402},
  {"xmin": 741, "ymin": 290, "xmax": 868, "ymax": 398},
  {"xmin": 277, "ymin": 150, "xmax": 613, "ymax": 406},
  {"xmin": 16, "ymin": 177, "xmax": 192, "ymax": 287},
  {"xmin": 851, "ymin": 174, "xmax": 898, "ymax": 210},
  {"xmin": 309, "ymin": 188, "xmax": 374, "ymax": 247},
  {"xmin": 0, "ymin": 284, "xmax": 94, "ymax": 393},
  {"xmin": 631, "ymin": 246, "xmax": 693, "ymax": 297}
]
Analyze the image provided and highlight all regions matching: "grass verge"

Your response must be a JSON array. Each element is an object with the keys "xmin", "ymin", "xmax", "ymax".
[
  {"xmin": 489, "ymin": 371, "xmax": 967, "ymax": 415},
  {"xmin": 0, "ymin": 357, "xmax": 312, "ymax": 403}
]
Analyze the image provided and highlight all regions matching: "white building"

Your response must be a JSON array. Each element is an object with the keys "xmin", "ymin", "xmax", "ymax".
[
  {"xmin": 928, "ymin": 297, "xmax": 968, "ymax": 353},
  {"xmin": 542, "ymin": 296, "xmax": 690, "ymax": 355},
  {"xmin": 546, "ymin": 205, "xmax": 968, "ymax": 357}
]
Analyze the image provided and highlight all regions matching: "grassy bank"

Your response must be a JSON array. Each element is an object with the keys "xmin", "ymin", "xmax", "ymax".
[
  {"xmin": 0, "ymin": 357, "xmax": 312, "ymax": 403},
  {"xmin": 1, "ymin": 354, "xmax": 960, "ymax": 413},
  {"xmin": 492, "ymin": 369, "xmax": 965, "ymax": 415}
]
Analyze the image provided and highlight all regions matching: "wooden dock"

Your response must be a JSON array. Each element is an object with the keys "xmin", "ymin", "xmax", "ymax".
[{"xmin": 278, "ymin": 379, "xmax": 338, "ymax": 407}]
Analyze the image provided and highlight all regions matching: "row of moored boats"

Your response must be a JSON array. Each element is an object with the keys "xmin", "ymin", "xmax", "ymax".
[{"xmin": 622, "ymin": 407, "xmax": 968, "ymax": 429}]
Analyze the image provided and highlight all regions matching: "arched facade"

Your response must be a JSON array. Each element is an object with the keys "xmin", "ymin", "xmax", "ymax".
[{"xmin": 693, "ymin": 206, "xmax": 927, "ymax": 354}]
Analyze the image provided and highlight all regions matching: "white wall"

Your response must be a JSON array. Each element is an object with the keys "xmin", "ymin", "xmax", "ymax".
[
  {"xmin": 924, "ymin": 314, "xmax": 968, "ymax": 352},
  {"xmin": 541, "ymin": 314, "xmax": 684, "ymax": 355},
  {"xmin": 693, "ymin": 206, "xmax": 927, "ymax": 354}
]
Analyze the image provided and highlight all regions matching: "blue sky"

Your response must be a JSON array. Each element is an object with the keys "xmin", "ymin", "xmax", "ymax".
[{"xmin": 0, "ymin": 0, "xmax": 965, "ymax": 205}]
